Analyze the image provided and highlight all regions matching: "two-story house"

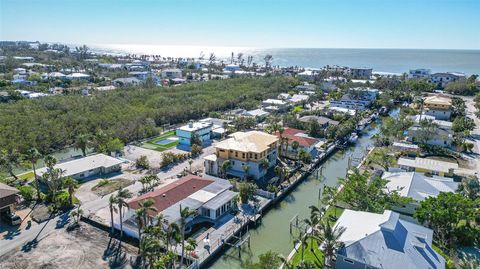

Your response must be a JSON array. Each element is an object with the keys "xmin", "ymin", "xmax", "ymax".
[{"xmin": 204, "ymin": 131, "xmax": 278, "ymax": 180}]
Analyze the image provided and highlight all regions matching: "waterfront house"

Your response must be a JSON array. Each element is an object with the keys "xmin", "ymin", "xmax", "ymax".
[
  {"xmin": 36, "ymin": 154, "xmax": 123, "ymax": 181},
  {"xmin": 243, "ymin": 109, "xmax": 270, "ymax": 122},
  {"xmin": 396, "ymin": 157, "xmax": 458, "ymax": 177},
  {"xmin": 275, "ymin": 127, "xmax": 322, "ymax": 158},
  {"xmin": 204, "ymin": 131, "xmax": 278, "ymax": 180},
  {"xmin": 175, "ymin": 121, "xmax": 213, "ymax": 147},
  {"xmin": 391, "ymin": 142, "xmax": 420, "ymax": 155},
  {"xmin": 408, "ymin": 68, "xmax": 431, "ymax": 79},
  {"xmin": 298, "ymin": 115, "xmax": 339, "ymax": 129},
  {"xmin": 405, "ymin": 115, "xmax": 453, "ymax": 147},
  {"xmin": 422, "ymin": 95, "xmax": 453, "ymax": 120},
  {"xmin": 334, "ymin": 209, "xmax": 445, "ymax": 269},
  {"xmin": 383, "ymin": 171, "xmax": 458, "ymax": 215},
  {"xmin": 0, "ymin": 182, "xmax": 20, "ymax": 217},
  {"xmin": 119, "ymin": 175, "xmax": 237, "ymax": 238},
  {"xmin": 430, "ymin": 72, "xmax": 466, "ymax": 87},
  {"xmin": 329, "ymin": 88, "xmax": 378, "ymax": 111},
  {"xmin": 348, "ymin": 67, "xmax": 372, "ymax": 79}
]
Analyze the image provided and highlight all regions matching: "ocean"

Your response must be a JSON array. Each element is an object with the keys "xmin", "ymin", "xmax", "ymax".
[{"xmin": 90, "ymin": 44, "xmax": 480, "ymax": 75}]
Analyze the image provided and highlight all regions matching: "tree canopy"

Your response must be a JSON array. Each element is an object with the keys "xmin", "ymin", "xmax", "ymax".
[{"xmin": 0, "ymin": 77, "xmax": 296, "ymax": 154}]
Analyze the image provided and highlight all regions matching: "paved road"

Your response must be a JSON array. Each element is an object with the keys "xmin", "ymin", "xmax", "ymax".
[
  {"xmin": 462, "ymin": 96, "xmax": 480, "ymax": 175},
  {"xmin": 0, "ymin": 212, "xmax": 70, "ymax": 257},
  {"xmin": 0, "ymin": 144, "xmax": 215, "ymax": 258}
]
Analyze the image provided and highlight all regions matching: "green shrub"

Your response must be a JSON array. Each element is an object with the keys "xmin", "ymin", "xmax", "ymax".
[
  {"xmin": 136, "ymin": 155, "xmax": 150, "ymax": 169},
  {"xmin": 17, "ymin": 185, "xmax": 36, "ymax": 201}
]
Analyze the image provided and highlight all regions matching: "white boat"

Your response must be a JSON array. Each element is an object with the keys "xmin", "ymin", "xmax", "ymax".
[{"xmin": 348, "ymin": 132, "xmax": 359, "ymax": 143}]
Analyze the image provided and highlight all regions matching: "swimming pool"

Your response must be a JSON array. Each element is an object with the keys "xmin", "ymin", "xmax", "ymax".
[{"xmin": 155, "ymin": 137, "xmax": 179, "ymax": 145}]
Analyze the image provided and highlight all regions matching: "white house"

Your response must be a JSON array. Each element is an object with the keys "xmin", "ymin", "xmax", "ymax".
[
  {"xmin": 430, "ymin": 72, "xmax": 466, "ymax": 87},
  {"xmin": 348, "ymin": 67, "xmax": 372, "ymax": 79},
  {"xmin": 408, "ymin": 68, "xmax": 431, "ymax": 79},
  {"xmin": 119, "ymin": 175, "xmax": 237, "ymax": 238},
  {"xmin": 36, "ymin": 154, "xmax": 123, "ymax": 180},
  {"xmin": 383, "ymin": 171, "xmax": 458, "ymax": 214}
]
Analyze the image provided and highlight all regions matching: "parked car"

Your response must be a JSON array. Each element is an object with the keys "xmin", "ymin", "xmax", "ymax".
[{"xmin": 1, "ymin": 213, "xmax": 21, "ymax": 225}]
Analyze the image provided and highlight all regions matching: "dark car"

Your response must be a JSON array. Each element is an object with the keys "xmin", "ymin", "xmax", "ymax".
[{"xmin": 1, "ymin": 213, "xmax": 21, "ymax": 225}]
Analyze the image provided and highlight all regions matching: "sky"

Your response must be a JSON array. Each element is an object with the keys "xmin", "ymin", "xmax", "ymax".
[{"xmin": 1, "ymin": 0, "xmax": 479, "ymax": 49}]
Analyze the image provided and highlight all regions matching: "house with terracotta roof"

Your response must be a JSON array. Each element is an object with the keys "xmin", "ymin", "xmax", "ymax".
[
  {"xmin": 204, "ymin": 131, "xmax": 278, "ymax": 180},
  {"xmin": 275, "ymin": 127, "xmax": 323, "ymax": 158},
  {"xmin": 118, "ymin": 175, "xmax": 236, "ymax": 238}
]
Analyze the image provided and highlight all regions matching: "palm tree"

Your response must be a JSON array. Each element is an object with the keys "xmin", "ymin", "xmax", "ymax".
[
  {"xmin": 293, "ymin": 230, "xmax": 309, "ymax": 263},
  {"xmin": 322, "ymin": 220, "xmax": 346, "ymax": 268},
  {"xmin": 188, "ymin": 159, "xmax": 193, "ymax": 172},
  {"xmin": 305, "ymin": 205, "xmax": 323, "ymax": 251},
  {"xmin": 74, "ymin": 133, "xmax": 90, "ymax": 157},
  {"xmin": 264, "ymin": 54, "xmax": 273, "ymax": 70},
  {"xmin": 139, "ymin": 176, "xmax": 150, "ymax": 193},
  {"xmin": 108, "ymin": 194, "xmax": 118, "ymax": 235},
  {"xmin": 179, "ymin": 205, "xmax": 195, "ymax": 267},
  {"xmin": 116, "ymin": 188, "xmax": 133, "ymax": 238},
  {"xmin": 242, "ymin": 164, "xmax": 250, "ymax": 181},
  {"xmin": 25, "ymin": 148, "xmax": 42, "ymax": 200},
  {"xmin": 0, "ymin": 148, "xmax": 21, "ymax": 180},
  {"xmin": 220, "ymin": 160, "xmax": 231, "ymax": 178},
  {"xmin": 185, "ymin": 238, "xmax": 198, "ymax": 264},
  {"xmin": 291, "ymin": 141, "xmax": 300, "ymax": 157},
  {"xmin": 70, "ymin": 206, "xmax": 83, "ymax": 224},
  {"xmin": 136, "ymin": 199, "xmax": 157, "ymax": 237},
  {"xmin": 63, "ymin": 177, "xmax": 79, "ymax": 207}
]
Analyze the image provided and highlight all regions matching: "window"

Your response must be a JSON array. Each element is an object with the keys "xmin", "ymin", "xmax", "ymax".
[
  {"xmin": 242, "ymin": 153, "xmax": 245, "ymax": 158},
  {"xmin": 343, "ymin": 258, "xmax": 354, "ymax": 264},
  {"xmin": 235, "ymin": 152, "xmax": 238, "ymax": 157},
  {"xmin": 216, "ymin": 208, "xmax": 220, "ymax": 218},
  {"xmin": 255, "ymin": 153, "xmax": 258, "ymax": 159}
]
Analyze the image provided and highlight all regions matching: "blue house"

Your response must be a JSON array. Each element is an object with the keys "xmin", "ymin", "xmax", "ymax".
[{"xmin": 175, "ymin": 121, "xmax": 213, "ymax": 147}]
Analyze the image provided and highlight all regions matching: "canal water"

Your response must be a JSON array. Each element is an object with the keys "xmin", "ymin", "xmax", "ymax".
[{"xmin": 208, "ymin": 123, "xmax": 380, "ymax": 269}]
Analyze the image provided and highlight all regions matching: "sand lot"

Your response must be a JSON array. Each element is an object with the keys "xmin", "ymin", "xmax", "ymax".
[{"xmin": 0, "ymin": 224, "xmax": 138, "ymax": 269}]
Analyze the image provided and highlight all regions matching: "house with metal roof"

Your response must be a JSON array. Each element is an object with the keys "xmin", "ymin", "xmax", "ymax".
[
  {"xmin": 396, "ymin": 157, "xmax": 458, "ymax": 177},
  {"xmin": 120, "ymin": 175, "xmax": 237, "ymax": 238},
  {"xmin": 383, "ymin": 171, "xmax": 458, "ymax": 215},
  {"xmin": 36, "ymin": 154, "xmax": 123, "ymax": 180},
  {"xmin": 334, "ymin": 209, "xmax": 445, "ymax": 269}
]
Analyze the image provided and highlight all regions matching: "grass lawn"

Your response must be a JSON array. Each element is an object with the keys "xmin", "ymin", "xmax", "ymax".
[
  {"xmin": 289, "ymin": 206, "xmax": 344, "ymax": 267},
  {"xmin": 91, "ymin": 178, "xmax": 133, "ymax": 196},
  {"xmin": 18, "ymin": 171, "xmax": 35, "ymax": 181},
  {"xmin": 324, "ymin": 206, "xmax": 345, "ymax": 225},
  {"xmin": 432, "ymin": 243, "xmax": 455, "ymax": 269},
  {"xmin": 291, "ymin": 236, "xmax": 324, "ymax": 267},
  {"xmin": 293, "ymin": 105, "xmax": 303, "ymax": 112},
  {"xmin": 141, "ymin": 130, "xmax": 179, "ymax": 151}
]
